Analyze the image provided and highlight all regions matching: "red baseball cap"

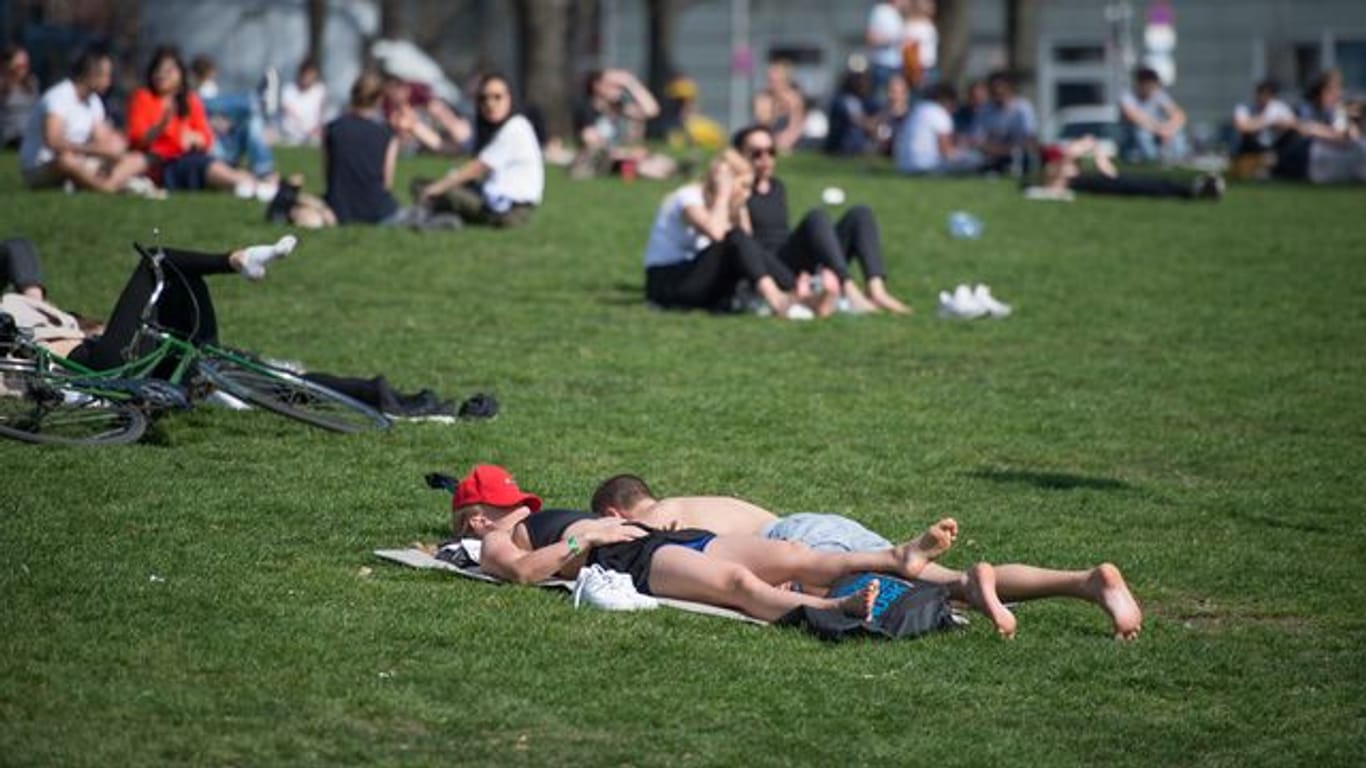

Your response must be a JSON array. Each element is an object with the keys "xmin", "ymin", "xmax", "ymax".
[
  {"xmin": 452, "ymin": 464, "xmax": 543, "ymax": 512},
  {"xmin": 1040, "ymin": 144, "xmax": 1065, "ymax": 166}
]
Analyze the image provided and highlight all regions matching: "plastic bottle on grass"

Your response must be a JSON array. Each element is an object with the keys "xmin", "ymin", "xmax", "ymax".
[{"xmin": 947, "ymin": 211, "xmax": 984, "ymax": 239}]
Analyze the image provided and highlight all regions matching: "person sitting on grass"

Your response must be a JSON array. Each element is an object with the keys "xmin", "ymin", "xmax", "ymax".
[
  {"xmin": 0, "ymin": 236, "xmax": 455, "ymax": 421},
  {"xmin": 17, "ymin": 48, "xmax": 150, "ymax": 194},
  {"xmin": 643, "ymin": 149, "xmax": 811, "ymax": 319},
  {"xmin": 413, "ymin": 73, "xmax": 543, "ymax": 229},
  {"xmin": 589, "ymin": 473, "xmax": 1143, "ymax": 640},
  {"xmin": 126, "ymin": 45, "xmax": 275, "ymax": 198},
  {"xmin": 1026, "ymin": 136, "xmax": 1223, "ymax": 203},
  {"xmin": 1119, "ymin": 66, "xmax": 1188, "ymax": 165},
  {"xmin": 448, "ymin": 464, "xmax": 961, "ymax": 623},
  {"xmin": 735, "ymin": 124, "xmax": 910, "ymax": 315}
]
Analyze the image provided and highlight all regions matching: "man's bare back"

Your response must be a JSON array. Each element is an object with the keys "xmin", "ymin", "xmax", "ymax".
[{"xmin": 625, "ymin": 495, "xmax": 777, "ymax": 536}]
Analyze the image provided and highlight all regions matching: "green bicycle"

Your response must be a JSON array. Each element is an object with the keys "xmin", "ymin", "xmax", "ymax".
[{"xmin": 0, "ymin": 241, "xmax": 390, "ymax": 446}]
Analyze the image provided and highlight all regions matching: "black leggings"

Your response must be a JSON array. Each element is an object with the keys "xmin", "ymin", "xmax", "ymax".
[
  {"xmin": 645, "ymin": 230, "xmax": 795, "ymax": 310},
  {"xmin": 68, "ymin": 248, "xmax": 234, "ymax": 372},
  {"xmin": 1, "ymin": 238, "xmax": 45, "ymax": 293},
  {"xmin": 1068, "ymin": 174, "xmax": 1195, "ymax": 199},
  {"xmin": 775, "ymin": 205, "xmax": 887, "ymax": 282}
]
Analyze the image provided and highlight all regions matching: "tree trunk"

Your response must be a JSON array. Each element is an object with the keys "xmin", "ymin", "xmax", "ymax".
[
  {"xmin": 514, "ymin": 0, "xmax": 573, "ymax": 139},
  {"xmin": 307, "ymin": 0, "xmax": 327, "ymax": 67},
  {"xmin": 937, "ymin": 0, "xmax": 970, "ymax": 87},
  {"xmin": 644, "ymin": 0, "xmax": 680, "ymax": 139},
  {"xmin": 379, "ymin": 0, "xmax": 402, "ymax": 39},
  {"xmin": 1005, "ymin": 0, "xmax": 1038, "ymax": 99}
]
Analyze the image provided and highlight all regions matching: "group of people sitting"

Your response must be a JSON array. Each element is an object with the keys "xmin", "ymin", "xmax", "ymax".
[{"xmin": 439, "ymin": 463, "xmax": 1144, "ymax": 639}]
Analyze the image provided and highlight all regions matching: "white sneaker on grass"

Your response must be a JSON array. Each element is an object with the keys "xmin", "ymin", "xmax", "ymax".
[
  {"xmin": 950, "ymin": 284, "xmax": 988, "ymax": 319},
  {"xmin": 972, "ymin": 284, "xmax": 1012, "ymax": 318},
  {"xmin": 784, "ymin": 303, "xmax": 815, "ymax": 321},
  {"xmin": 573, "ymin": 565, "xmax": 658, "ymax": 611}
]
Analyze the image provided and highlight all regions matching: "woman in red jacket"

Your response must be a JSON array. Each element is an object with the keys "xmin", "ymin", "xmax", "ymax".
[{"xmin": 127, "ymin": 46, "xmax": 272, "ymax": 197}]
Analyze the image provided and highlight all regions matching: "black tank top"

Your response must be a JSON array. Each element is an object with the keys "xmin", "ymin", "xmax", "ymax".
[
  {"xmin": 522, "ymin": 508, "xmax": 595, "ymax": 549},
  {"xmin": 746, "ymin": 177, "xmax": 790, "ymax": 254}
]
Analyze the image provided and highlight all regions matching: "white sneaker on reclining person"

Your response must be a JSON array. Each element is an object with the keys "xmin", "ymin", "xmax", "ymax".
[
  {"xmin": 972, "ymin": 284, "xmax": 1012, "ymax": 318},
  {"xmin": 573, "ymin": 565, "xmax": 658, "ymax": 611},
  {"xmin": 237, "ymin": 235, "xmax": 298, "ymax": 281},
  {"xmin": 784, "ymin": 303, "xmax": 815, "ymax": 321}
]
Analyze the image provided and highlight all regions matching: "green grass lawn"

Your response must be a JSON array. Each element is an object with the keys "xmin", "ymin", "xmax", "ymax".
[{"xmin": 1, "ymin": 148, "xmax": 1364, "ymax": 766}]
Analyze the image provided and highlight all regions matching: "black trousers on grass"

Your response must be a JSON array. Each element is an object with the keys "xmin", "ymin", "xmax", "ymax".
[
  {"xmin": 646, "ymin": 230, "xmax": 795, "ymax": 310},
  {"xmin": 1, "ymin": 238, "xmax": 45, "ymax": 293},
  {"xmin": 775, "ymin": 205, "xmax": 887, "ymax": 282},
  {"xmin": 1069, "ymin": 174, "xmax": 1195, "ymax": 199},
  {"xmin": 68, "ymin": 248, "xmax": 233, "ymax": 372}
]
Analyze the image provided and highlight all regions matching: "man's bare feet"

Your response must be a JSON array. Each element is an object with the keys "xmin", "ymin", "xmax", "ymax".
[
  {"xmin": 834, "ymin": 578, "xmax": 880, "ymax": 622},
  {"xmin": 894, "ymin": 518, "xmax": 958, "ymax": 579},
  {"xmin": 1088, "ymin": 563, "xmax": 1142, "ymax": 640},
  {"xmin": 965, "ymin": 562, "xmax": 1017, "ymax": 639}
]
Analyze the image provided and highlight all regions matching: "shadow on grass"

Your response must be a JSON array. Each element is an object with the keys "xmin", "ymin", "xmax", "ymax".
[
  {"xmin": 602, "ymin": 281, "xmax": 645, "ymax": 306},
  {"xmin": 967, "ymin": 467, "xmax": 1132, "ymax": 491}
]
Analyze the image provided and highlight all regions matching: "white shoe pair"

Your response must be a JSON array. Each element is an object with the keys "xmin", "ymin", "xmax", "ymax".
[
  {"xmin": 572, "ymin": 565, "xmax": 659, "ymax": 611},
  {"xmin": 937, "ymin": 283, "xmax": 1012, "ymax": 320}
]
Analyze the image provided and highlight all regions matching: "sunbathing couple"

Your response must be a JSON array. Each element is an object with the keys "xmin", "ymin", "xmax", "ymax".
[{"xmin": 449, "ymin": 465, "xmax": 1142, "ymax": 639}]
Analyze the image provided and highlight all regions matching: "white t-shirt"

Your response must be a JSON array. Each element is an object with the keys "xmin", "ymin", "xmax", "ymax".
[
  {"xmin": 903, "ymin": 18, "xmax": 938, "ymax": 69},
  {"xmin": 18, "ymin": 79, "xmax": 105, "ymax": 170},
  {"xmin": 896, "ymin": 100, "xmax": 953, "ymax": 172},
  {"xmin": 1233, "ymin": 98, "xmax": 1294, "ymax": 146},
  {"xmin": 280, "ymin": 81, "xmax": 327, "ymax": 143},
  {"xmin": 866, "ymin": 3, "xmax": 905, "ymax": 69},
  {"xmin": 478, "ymin": 114, "xmax": 544, "ymax": 207},
  {"xmin": 643, "ymin": 184, "xmax": 710, "ymax": 268}
]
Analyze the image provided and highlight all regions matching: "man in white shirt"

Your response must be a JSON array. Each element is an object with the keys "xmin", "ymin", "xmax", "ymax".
[
  {"xmin": 279, "ymin": 59, "xmax": 327, "ymax": 146},
  {"xmin": 864, "ymin": 0, "xmax": 910, "ymax": 110},
  {"xmin": 18, "ymin": 49, "xmax": 147, "ymax": 192},
  {"xmin": 1233, "ymin": 79, "xmax": 1296, "ymax": 155},
  {"xmin": 895, "ymin": 83, "xmax": 980, "ymax": 174}
]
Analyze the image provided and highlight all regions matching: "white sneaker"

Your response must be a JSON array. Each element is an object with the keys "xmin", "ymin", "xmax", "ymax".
[
  {"xmin": 784, "ymin": 303, "xmax": 815, "ymax": 321},
  {"xmin": 952, "ymin": 284, "xmax": 988, "ymax": 319},
  {"xmin": 572, "ymin": 565, "xmax": 658, "ymax": 611},
  {"xmin": 972, "ymin": 284, "xmax": 1012, "ymax": 318},
  {"xmin": 253, "ymin": 182, "xmax": 279, "ymax": 203}
]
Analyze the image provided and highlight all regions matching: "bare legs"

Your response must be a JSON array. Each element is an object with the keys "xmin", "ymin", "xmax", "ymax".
[
  {"xmin": 52, "ymin": 150, "xmax": 149, "ymax": 194},
  {"xmin": 648, "ymin": 545, "xmax": 881, "ymax": 623},
  {"xmin": 704, "ymin": 518, "xmax": 958, "ymax": 588},
  {"xmin": 918, "ymin": 560, "xmax": 1143, "ymax": 640}
]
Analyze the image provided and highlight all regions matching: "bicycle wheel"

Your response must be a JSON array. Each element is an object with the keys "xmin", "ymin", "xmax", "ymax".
[
  {"xmin": 0, "ymin": 368, "xmax": 147, "ymax": 446},
  {"xmin": 197, "ymin": 356, "xmax": 391, "ymax": 434}
]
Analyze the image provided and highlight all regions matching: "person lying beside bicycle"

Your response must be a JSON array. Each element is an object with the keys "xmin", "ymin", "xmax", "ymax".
[{"xmin": 1, "ymin": 235, "xmax": 460, "ymax": 421}]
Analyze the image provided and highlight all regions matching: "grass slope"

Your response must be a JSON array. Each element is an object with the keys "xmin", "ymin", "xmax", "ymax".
[{"xmin": 1, "ymin": 149, "xmax": 1364, "ymax": 766}]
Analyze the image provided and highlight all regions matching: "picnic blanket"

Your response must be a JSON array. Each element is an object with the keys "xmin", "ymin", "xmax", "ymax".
[{"xmin": 374, "ymin": 542, "xmax": 767, "ymax": 625}]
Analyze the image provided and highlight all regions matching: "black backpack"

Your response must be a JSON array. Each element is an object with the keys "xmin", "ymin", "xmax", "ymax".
[{"xmin": 779, "ymin": 573, "xmax": 958, "ymax": 642}]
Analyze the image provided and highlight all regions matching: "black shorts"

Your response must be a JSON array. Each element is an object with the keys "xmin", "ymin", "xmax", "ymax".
[{"xmin": 590, "ymin": 527, "xmax": 716, "ymax": 595}]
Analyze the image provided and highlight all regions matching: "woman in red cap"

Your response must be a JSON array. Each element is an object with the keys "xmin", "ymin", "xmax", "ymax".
[{"xmin": 448, "ymin": 464, "xmax": 960, "ymax": 623}]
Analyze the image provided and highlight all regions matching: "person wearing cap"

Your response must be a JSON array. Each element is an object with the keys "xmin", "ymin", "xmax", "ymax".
[
  {"xmin": 447, "ymin": 464, "xmax": 962, "ymax": 623},
  {"xmin": 590, "ymin": 473, "xmax": 1144, "ymax": 641},
  {"xmin": 732, "ymin": 124, "xmax": 909, "ymax": 315}
]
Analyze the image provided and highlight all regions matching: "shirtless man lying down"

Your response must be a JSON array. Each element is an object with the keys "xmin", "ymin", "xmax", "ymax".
[{"xmin": 589, "ymin": 473, "xmax": 1142, "ymax": 640}]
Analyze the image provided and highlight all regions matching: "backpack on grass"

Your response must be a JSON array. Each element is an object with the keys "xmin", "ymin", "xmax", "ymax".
[{"xmin": 779, "ymin": 573, "xmax": 958, "ymax": 642}]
